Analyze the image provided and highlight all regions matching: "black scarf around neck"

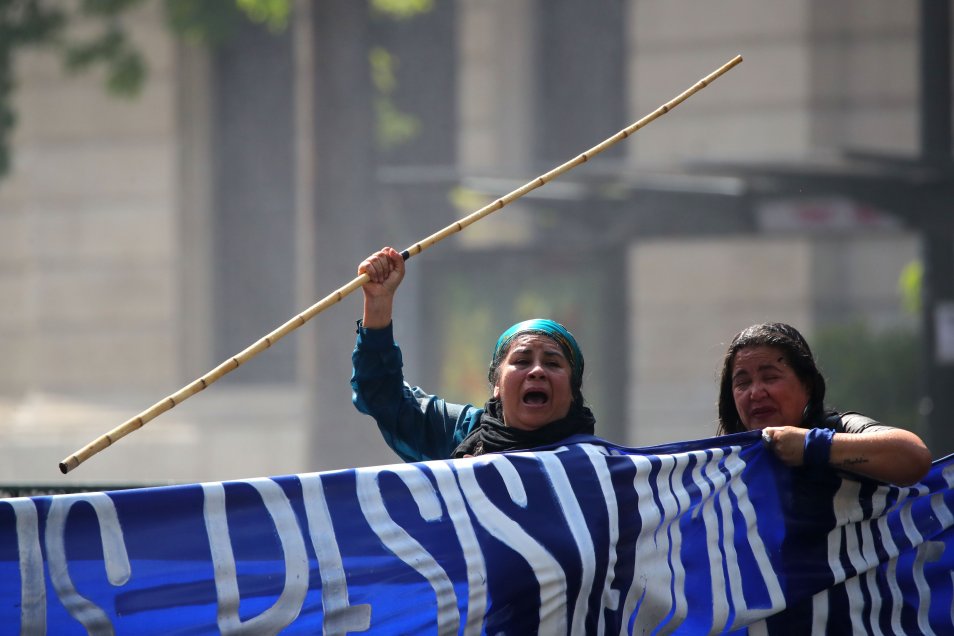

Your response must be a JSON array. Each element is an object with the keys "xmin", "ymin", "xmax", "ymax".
[{"xmin": 451, "ymin": 399, "xmax": 596, "ymax": 458}]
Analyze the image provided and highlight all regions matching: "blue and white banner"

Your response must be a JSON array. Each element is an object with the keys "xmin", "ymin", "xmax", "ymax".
[{"xmin": 2, "ymin": 431, "xmax": 953, "ymax": 635}]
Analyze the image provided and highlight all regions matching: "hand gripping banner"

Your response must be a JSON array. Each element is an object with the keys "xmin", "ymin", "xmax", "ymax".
[{"xmin": 4, "ymin": 431, "xmax": 954, "ymax": 634}]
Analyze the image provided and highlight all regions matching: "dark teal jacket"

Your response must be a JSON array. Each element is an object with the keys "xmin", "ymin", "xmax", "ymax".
[{"xmin": 351, "ymin": 321, "xmax": 481, "ymax": 462}]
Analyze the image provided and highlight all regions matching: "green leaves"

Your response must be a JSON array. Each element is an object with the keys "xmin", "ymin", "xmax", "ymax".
[
  {"xmin": 235, "ymin": 0, "xmax": 290, "ymax": 32},
  {"xmin": 371, "ymin": 0, "xmax": 434, "ymax": 21},
  {"xmin": 814, "ymin": 322, "xmax": 921, "ymax": 430},
  {"xmin": 0, "ymin": 0, "xmax": 64, "ymax": 176},
  {"xmin": 62, "ymin": 24, "xmax": 146, "ymax": 97},
  {"xmin": 0, "ymin": 0, "xmax": 292, "ymax": 180},
  {"xmin": 370, "ymin": 46, "xmax": 421, "ymax": 150}
]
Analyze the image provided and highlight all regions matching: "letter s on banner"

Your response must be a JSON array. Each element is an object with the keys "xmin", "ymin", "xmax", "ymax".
[{"xmin": 356, "ymin": 465, "xmax": 460, "ymax": 635}]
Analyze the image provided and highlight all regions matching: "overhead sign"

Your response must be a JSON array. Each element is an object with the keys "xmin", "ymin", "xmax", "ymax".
[{"xmin": 757, "ymin": 197, "xmax": 901, "ymax": 232}]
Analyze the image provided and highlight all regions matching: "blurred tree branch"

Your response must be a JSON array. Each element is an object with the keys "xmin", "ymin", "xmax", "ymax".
[
  {"xmin": 0, "ymin": 0, "xmax": 439, "ymax": 181},
  {"xmin": 0, "ymin": 0, "xmax": 292, "ymax": 181}
]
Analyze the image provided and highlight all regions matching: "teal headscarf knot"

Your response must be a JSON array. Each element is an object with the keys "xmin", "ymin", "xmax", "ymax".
[{"xmin": 489, "ymin": 318, "xmax": 584, "ymax": 387}]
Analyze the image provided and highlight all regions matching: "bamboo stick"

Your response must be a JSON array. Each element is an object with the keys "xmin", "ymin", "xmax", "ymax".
[{"xmin": 59, "ymin": 54, "xmax": 742, "ymax": 474}]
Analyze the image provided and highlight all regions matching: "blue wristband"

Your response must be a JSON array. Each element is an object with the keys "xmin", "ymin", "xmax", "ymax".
[{"xmin": 803, "ymin": 427, "xmax": 835, "ymax": 467}]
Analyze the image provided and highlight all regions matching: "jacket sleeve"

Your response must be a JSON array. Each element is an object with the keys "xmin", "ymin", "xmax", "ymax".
[{"xmin": 350, "ymin": 321, "xmax": 481, "ymax": 462}]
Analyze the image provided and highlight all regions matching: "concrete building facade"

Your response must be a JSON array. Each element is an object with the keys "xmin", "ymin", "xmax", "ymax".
[{"xmin": 0, "ymin": 1, "xmax": 931, "ymax": 484}]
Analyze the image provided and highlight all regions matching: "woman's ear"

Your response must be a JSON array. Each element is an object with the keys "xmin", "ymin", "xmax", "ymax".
[{"xmin": 492, "ymin": 384, "xmax": 500, "ymax": 399}]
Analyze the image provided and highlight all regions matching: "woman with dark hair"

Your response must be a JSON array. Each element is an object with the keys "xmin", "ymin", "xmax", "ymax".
[
  {"xmin": 351, "ymin": 247, "xmax": 596, "ymax": 462},
  {"xmin": 717, "ymin": 322, "xmax": 931, "ymax": 486}
]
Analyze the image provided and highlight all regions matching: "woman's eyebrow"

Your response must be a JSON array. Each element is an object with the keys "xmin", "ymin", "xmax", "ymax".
[
  {"xmin": 735, "ymin": 362, "xmax": 783, "ymax": 377},
  {"xmin": 733, "ymin": 361, "xmax": 783, "ymax": 379},
  {"xmin": 509, "ymin": 346, "xmax": 565, "ymax": 359}
]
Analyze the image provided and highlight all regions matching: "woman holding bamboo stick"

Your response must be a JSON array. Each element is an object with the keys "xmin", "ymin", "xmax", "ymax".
[{"xmin": 352, "ymin": 247, "xmax": 596, "ymax": 462}]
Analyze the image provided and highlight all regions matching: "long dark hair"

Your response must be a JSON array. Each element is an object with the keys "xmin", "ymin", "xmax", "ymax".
[{"xmin": 717, "ymin": 322, "xmax": 828, "ymax": 435}]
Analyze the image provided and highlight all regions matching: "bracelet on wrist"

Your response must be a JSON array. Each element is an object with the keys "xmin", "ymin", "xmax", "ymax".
[{"xmin": 803, "ymin": 427, "xmax": 835, "ymax": 467}]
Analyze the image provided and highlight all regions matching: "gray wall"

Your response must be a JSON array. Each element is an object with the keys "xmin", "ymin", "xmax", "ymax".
[{"xmin": 0, "ymin": 0, "xmax": 935, "ymax": 483}]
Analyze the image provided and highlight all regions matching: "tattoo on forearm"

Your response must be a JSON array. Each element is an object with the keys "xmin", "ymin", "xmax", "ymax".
[{"xmin": 834, "ymin": 457, "xmax": 870, "ymax": 467}]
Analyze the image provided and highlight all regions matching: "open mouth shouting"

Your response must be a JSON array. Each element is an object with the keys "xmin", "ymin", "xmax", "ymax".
[
  {"xmin": 523, "ymin": 390, "xmax": 550, "ymax": 406},
  {"xmin": 493, "ymin": 334, "xmax": 574, "ymax": 431}
]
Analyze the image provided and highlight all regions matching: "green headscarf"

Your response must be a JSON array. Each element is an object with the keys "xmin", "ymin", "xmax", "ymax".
[{"xmin": 488, "ymin": 318, "xmax": 584, "ymax": 389}]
